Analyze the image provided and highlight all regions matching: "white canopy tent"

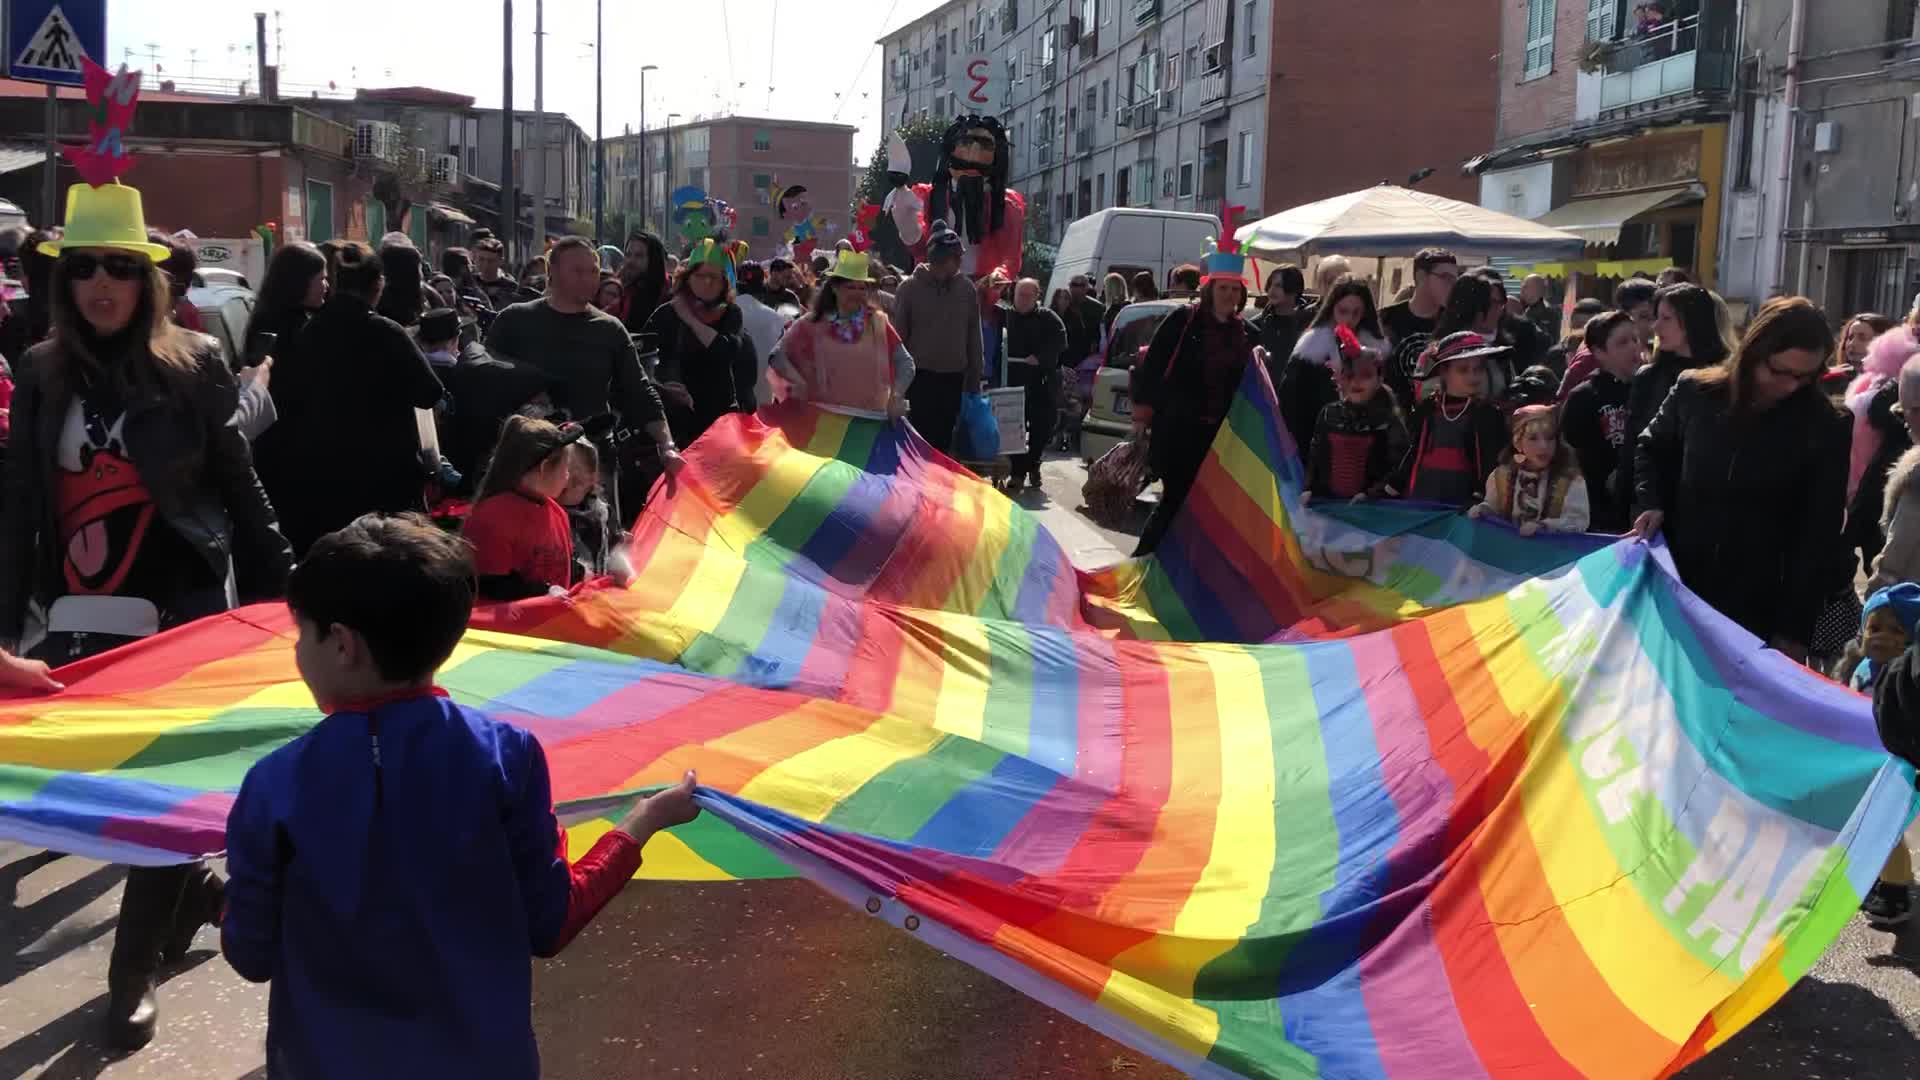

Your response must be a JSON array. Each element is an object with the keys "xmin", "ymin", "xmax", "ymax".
[{"xmin": 1234, "ymin": 185, "xmax": 1589, "ymax": 261}]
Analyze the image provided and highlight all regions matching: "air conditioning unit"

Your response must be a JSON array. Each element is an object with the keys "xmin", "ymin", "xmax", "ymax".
[
  {"xmin": 354, "ymin": 120, "xmax": 402, "ymax": 163},
  {"xmin": 431, "ymin": 153, "xmax": 460, "ymax": 185},
  {"xmin": 1157, "ymin": 88, "xmax": 1176, "ymax": 110}
]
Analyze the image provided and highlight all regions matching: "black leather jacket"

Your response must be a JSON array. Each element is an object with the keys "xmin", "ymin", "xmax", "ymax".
[{"xmin": 0, "ymin": 335, "xmax": 293, "ymax": 641}]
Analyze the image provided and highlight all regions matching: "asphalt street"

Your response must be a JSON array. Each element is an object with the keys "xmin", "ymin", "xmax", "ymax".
[{"xmin": 2, "ymin": 456, "xmax": 1915, "ymax": 1078}]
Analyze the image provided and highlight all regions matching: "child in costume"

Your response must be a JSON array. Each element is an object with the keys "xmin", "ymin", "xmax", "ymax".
[
  {"xmin": 558, "ymin": 439, "xmax": 629, "ymax": 585},
  {"xmin": 463, "ymin": 415, "xmax": 583, "ymax": 601},
  {"xmin": 1854, "ymin": 583, "xmax": 1920, "ymax": 924},
  {"xmin": 222, "ymin": 514, "xmax": 700, "ymax": 1077},
  {"xmin": 1379, "ymin": 332, "xmax": 1511, "ymax": 507},
  {"xmin": 1304, "ymin": 326, "xmax": 1407, "ymax": 503},
  {"xmin": 1471, "ymin": 404, "xmax": 1592, "ymax": 535}
]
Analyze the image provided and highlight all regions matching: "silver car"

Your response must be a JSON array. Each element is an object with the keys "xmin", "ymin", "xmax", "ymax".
[{"xmin": 1080, "ymin": 299, "xmax": 1190, "ymax": 464}]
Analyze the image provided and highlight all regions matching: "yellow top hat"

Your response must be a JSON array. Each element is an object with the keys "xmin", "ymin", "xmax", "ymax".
[
  {"xmin": 37, "ymin": 183, "xmax": 172, "ymax": 262},
  {"xmin": 828, "ymin": 250, "xmax": 874, "ymax": 284}
]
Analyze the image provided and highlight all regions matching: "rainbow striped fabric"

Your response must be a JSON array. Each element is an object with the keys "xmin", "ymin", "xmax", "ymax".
[{"xmin": 0, "ymin": 370, "xmax": 1912, "ymax": 1079}]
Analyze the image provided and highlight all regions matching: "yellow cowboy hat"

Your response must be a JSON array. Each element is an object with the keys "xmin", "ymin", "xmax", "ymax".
[
  {"xmin": 37, "ymin": 183, "xmax": 172, "ymax": 262},
  {"xmin": 828, "ymin": 250, "xmax": 875, "ymax": 284}
]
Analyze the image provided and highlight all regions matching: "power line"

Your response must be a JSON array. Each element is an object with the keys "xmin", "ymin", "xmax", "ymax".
[
  {"xmin": 765, "ymin": 0, "xmax": 779, "ymax": 111},
  {"xmin": 719, "ymin": 0, "xmax": 739, "ymax": 112},
  {"xmin": 832, "ymin": 0, "xmax": 904, "ymax": 121}
]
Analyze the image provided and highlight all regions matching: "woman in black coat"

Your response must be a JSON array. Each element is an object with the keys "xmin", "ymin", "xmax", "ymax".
[
  {"xmin": 251, "ymin": 240, "xmax": 445, "ymax": 555},
  {"xmin": 1130, "ymin": 271, "xmax": 1262, "ymax": 556},
  {"xmin": 242, "ymin": 240, "xmax": 328, "ymax": 367},
  {"xmin": 0, "ymin": 220, "xmax": 293, "ymax": 1050},
  {"xmin": 1633, "ymin": 297, "xmax": 1849, "ymax": 661},
  {"xmin": 642, "ymin": 251, "xmax": 758, "ymax": 450},
  {"xmin": 1615, "ymin": 284, "xmax": 1730, "ymax": 516}
]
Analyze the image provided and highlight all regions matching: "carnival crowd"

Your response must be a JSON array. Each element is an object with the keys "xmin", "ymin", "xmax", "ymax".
[{"xmin": 3, "ymin": 108, "xmax": 1920, "ymax": 1075}]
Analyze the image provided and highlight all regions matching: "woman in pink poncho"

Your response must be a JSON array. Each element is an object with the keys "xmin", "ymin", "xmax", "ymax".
[{"xmin": 768, "ymin": 250, "xmax": 916, "ymax": 419}]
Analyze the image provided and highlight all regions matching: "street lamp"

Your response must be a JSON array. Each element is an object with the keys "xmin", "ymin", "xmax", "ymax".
[
  {"xmin": 663, "ymin": 112, "xmax": 682, "ymax": 232},
  {"xmin": 640, "ymin": 64, "xmax": 658, "ymax": 235}
]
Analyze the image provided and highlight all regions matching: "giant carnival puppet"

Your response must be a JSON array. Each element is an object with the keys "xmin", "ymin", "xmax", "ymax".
[{"xmin": 884, "ymin": 114, "xmax": 1024, "ymax": 279}]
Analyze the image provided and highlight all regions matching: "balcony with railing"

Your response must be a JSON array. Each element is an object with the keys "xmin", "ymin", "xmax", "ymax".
[
  {"xmin": 1074, "ymin": 126, "xmax": 1093, "ymax": 155},
  {"xmin": 1132, "ymin": 0, "xmax": 1160, "ymax": 25},
  {"xmin": 1034, "ymin": 138, "xmax": 1056, "ymax": 166},
  {"xmin": 1578, "ymin": 0, "xmax": 1735, "ymax": 122}
]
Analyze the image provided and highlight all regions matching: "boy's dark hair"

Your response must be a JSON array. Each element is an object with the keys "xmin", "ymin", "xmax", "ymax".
[
  {"xmin": 331, "ymin": 240, "xmax": 384, "ymax": 301},
  {"xmin": 1170, "ymin": 264, "xmax": 1202, "ymax": 290},
  {"xmin": 1413, "ymin": 248, "xmax": 1458, "ymax": 275},
  {"xmin": 1584, "ymin": 309, "xmax": 1637, "ymax": 353},
  {"xmin": 441, "ymin": 247, "xmax": 473, "ymax": 278},
  {"xmin": 1130, "ymin": 270, "xmax": 1159, "ymax": 299},
  {"xmin": 287, "ymin": 513, "xmax": 475, "ymax": 683},
  {"xmin": 474, "ymin": 237, "xmax": 506, "ymax": 255},
  {"xmin": 1614, "ymin": 279, "xmax": 1659, "ymax": 311},
  {"xmin": 1272, "ymin": 263, "xmax": 1306, "ymax": 298}
]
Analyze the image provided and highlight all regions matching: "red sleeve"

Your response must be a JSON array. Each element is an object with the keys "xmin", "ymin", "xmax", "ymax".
[
  {"xmin": 545, "ymin": 824, "xmax": 645, "ymax": 954},
  {"xmin": 884, "ymin": 320, "xmax": 903, "ymax": 354}
]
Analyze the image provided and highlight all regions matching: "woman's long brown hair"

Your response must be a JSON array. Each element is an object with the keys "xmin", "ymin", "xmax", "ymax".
[
  {"xmin": 1690, "ymin": 296, "xmax": 1837, "ymax": 414},
  {"xmin": 45, "ymin": 255, "xmax": 198, "ymax": 401}
]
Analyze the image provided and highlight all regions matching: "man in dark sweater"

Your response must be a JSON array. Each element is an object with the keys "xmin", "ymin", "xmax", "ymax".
[
  {"xmin": 1560, "ymin": 310, "xmax": 1645, "ymax": 533},
  {"xmin": 1004, "ymin": 278, "xmax": 1068, "ymax": 488},
  {"xmin": 1065, "ymin": 274, "xmax": 1108, "ymax": 367},
  {"xmin": 222, "ymin": 514, "xmax": 700, "ymax": 1079},
  {"xmin": 1251, "ymin": 263, "xmax": 1310, "ymax": 371},
  {"xmin": 485, "ymin": 237, "xmax": 678, "ymax": 512}
]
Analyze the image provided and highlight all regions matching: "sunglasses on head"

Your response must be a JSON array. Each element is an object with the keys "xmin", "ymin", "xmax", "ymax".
[{"xmin": 63, "ymin": 252, "xmax": 146, "ymax": 281}]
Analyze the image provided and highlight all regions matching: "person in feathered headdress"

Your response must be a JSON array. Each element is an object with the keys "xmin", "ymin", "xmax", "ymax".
[
  {"xmin": 641, "ymin": 236, "xmax": 760, "ymax": 449},
  {"xmin": 1126, "ymin": 207, "xmax": 1266, "ymax": 555},
  {"xmin": 884, "ymin": 116, "xmax": 1025, "ymax": 279}
]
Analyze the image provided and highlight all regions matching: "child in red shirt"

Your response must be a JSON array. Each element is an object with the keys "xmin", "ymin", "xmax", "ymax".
[{"xmin": 464, "ymin": 415, "xmax": 583, "ymax": 601}]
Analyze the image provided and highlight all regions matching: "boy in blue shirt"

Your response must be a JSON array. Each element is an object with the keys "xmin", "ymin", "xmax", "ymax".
[{"xmin": 221, "ymin": 513, "xmax": 698, "ymax": 1077}]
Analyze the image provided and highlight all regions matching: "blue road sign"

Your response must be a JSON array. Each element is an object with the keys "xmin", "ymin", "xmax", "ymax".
[{"xmin": 6, "ymin": 0, "xmax": 107, "ymax": 88}]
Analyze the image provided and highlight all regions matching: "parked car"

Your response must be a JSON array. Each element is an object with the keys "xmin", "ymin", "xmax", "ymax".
[
  {"xmin": 189, "ymin": 281, "xmax": 256, "ymax": 366},
  {"xmin": 1080, "ymin": 298, "xmax": 1191, "ymax": 464}
]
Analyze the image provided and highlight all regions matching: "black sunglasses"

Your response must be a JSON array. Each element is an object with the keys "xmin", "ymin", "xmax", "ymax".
[{"xmin": 63, "ymin": 252, "xmax": 147, "ymax": 282}]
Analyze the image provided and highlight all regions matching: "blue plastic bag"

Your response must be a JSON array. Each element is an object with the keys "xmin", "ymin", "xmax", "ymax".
[{"xmin": 954, "ymin": 392, "xmax": 1001, "ymax": 460}]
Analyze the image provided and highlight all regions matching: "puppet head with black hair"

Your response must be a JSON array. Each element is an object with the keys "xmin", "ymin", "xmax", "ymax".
[{"xmin": 929, "ymin": 115, "xmax": 1010, "ymax": 248}]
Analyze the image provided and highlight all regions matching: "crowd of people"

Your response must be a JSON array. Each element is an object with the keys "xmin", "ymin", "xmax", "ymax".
[{"xmin": 7, "ymin": 149, "xmax": 1920, "ymax": 1072}]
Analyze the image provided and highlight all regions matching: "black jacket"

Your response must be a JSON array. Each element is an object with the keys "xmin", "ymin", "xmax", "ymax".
[
  {"xmin": 642, "ymin": 300, "xmax": 758, "ymax": 449},
  {"xmin": 1277, "ymin": 355, "xmax": 1335, "ymax": 462},
  {"xmin": 1634, "ymin": 375, "xmax": 1851, "ymax": 646},
  {"xmin": 1847, "ymin": 378, "xmax": 1910, "ymax": 574},
  {"xmin": 436, "ymin": 341, "xmax": 563, "ymax": 486},
  {"xmin": 0, "ymin": 335, "xmax": 293, "ymax": 641},
  {"xmin": 253, "ymin": 293, "xmax": 445, "ymax": 556},
  {"xmin": 1615, "ymin": 349, "xmax": 1721, "ymax": 516},
  {"xmin": 1004, "ymin": 306, "xmax": 1069, "ymax": 374},
  {"xmin": 1252, "ymin": 298, "xmax": 1311, "ymax": 372},
  {"xmin": 1132, "ymin": 305, "xmax": 1260, "ymax": 477},
  {"xmin": 1875, "ymin": 643, "xmax": 1920, "ymax": 772}
]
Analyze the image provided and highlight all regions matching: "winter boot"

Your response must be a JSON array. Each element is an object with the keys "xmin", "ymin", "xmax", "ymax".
[
  {"xmin": 104, "ymin": 864, "xmax": 193, "ymax": 1051},
  {"xmin": 161, "ymin": 864, "xmax": 224, "ymax": 964}
]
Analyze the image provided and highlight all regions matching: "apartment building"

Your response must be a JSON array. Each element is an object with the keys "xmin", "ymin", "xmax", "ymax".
[
  {"xmin": 1469, "ymin": 0, "xmax": 1739, "ymax": 292},
  {"xmin": 881, "ymin": 0, "xmax": 1272, "ymax": 245},
  {"xmin": 600, "ymin": 116, "xmax": 858, "ymax": 260}
]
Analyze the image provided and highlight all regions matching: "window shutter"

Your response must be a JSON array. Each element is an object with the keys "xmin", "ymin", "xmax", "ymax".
[{"xmin": 1525, "ymin": 0, "xmax": 1557, "ymax": 76}]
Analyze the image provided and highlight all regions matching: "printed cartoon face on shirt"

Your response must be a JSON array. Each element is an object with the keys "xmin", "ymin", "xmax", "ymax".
[{"xmin": 55, "ymin": 403, "xmax": 155, "ymax": 595}]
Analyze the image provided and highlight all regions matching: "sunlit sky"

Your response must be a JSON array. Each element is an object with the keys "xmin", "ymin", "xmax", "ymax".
[{"xmin": 99, "ymin": 0, "xmax": 948, "ymax": 164}]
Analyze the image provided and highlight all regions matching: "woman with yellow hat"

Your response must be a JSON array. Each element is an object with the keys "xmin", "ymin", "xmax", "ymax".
[
  {"xmin": 768, "ymin": 250, "xmax": 916, "ymax": 420},
  {"xmin": 0, "ymin": 182, "xmax": 294, "ymax": 1050}
]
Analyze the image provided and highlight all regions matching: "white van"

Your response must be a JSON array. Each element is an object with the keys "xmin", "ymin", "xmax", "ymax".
[{"xmin": 1044, "ymin": 209, "xmax": 1220, "ymax": 299}]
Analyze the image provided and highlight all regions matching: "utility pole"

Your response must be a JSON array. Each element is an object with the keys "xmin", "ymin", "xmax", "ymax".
[
  {"xmin": 593, "ymin": 0, "xmax": 605, "ymax": 245},
  {"xmin": 533, "ymin": 0, "xmax": 546, "ymax": 253},
  {"xmin": 640, "ymin": 64, "xmax": 657, "ymax": 235},
  {"xmin": 501, "ymin": 0, "xmax": 517, "ymax": 264}
]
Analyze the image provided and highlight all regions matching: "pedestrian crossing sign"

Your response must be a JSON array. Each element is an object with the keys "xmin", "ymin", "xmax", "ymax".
[{"xmin": 5, "ymin": 1, "xmax": 106, "ymax": 88}]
